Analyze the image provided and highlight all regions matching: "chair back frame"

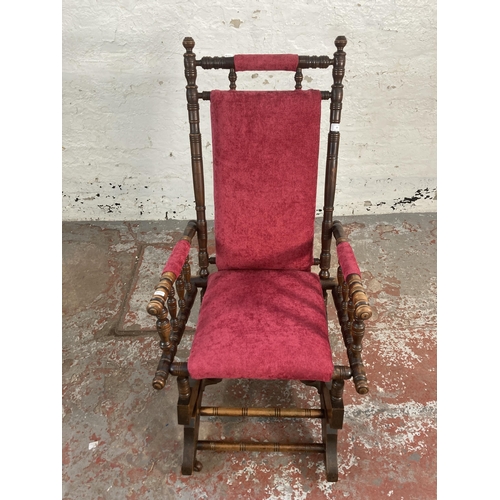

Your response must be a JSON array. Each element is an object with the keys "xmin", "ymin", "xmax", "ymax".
[{"xmin": 182, "ymin": 36, "xmax": 347, "ymax": 280}]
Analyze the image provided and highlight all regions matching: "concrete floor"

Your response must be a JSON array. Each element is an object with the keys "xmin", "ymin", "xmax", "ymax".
[{"xmin": 62, "ymin": 212, "xmax": 437, "ymax": 499}]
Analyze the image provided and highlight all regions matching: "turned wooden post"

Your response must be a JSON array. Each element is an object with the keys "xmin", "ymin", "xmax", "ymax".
[
  {"xmin": 294, "ymin": 68, "xmax": 303, "ymax": 89},
  {"xmin": 176, "ymin": 272, "xmax": 186, "ymax": 316},
  {"xmin": 228, "ymin": 68, "xmax": 237, "ymax": 89},
  {"xmin": 182, "ymin": 258, "xmax": 192, "ymax": 294},
  {"xmin": 351, "ymin": 319, "xmax": 369, "ymax": 394},
  {"xmin": 183, "ymin": 37, "xmax": 209, "ymax": 279},
  {"xmin": 152, "ymin": 306, "xmax": 172, "ymax": 390},
  {"xmin": 320, "ymin": 36, "xmax": 346, "ymax": 279}
]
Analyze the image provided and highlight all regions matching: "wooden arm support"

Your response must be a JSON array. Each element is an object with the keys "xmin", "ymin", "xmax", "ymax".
[
  {"xmin": 147, "ymin": 221, "xmax": 198, "ymax": 390},
  {"xmin": 331, "ymin": 220, "xmax": 372, "ymax": 395},
  {"xmin": 345, "ymin": 274, "xmax": 372, "ymax": 321},
  {"xmin": 332, "ymin": 220, "xmax": 372, "ymax": 320},
  {"xmin": 147, "ymin": 221, "xmax": 197, "ymax": 316}
]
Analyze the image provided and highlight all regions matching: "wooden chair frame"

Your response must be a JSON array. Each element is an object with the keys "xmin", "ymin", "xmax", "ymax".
[{"xmin": 146, "ymin": 36, "xmax": 372, "ymax": 482}]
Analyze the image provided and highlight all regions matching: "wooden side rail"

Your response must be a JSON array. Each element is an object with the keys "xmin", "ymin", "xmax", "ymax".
[
  {"xmin": 147, "ymin": 221, "xmax": 198, "ymax": 390},
  {"xmin": 331, "ymin": 220, "xmax": 372, "ymax": 395},
  {"xmin": 196, "ymin": 55, "xmax": 333, "ymax": 70},
  {"xmin": 197, "ymin": 91, "xmax": 333, "ymax": 100},
  {"xmin": 197, "ymin": 442, "xmax": 325, "ymax": 453},
  {"xmin": 151, "ymin": 289, "xmax": 197, "ymax": 390},
  {"xmin": 199, "ymin": 407, "xmax": 324, "ymax": 418}
]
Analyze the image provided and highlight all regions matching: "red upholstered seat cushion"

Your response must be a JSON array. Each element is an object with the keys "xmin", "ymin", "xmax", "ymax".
[
  {"xmin": 188, "ymin": 270, "xmax": 333, "ymax": 381},
  {"xmin": 210, "ymin": 90, "xmax": 322, "ymax": 271}
]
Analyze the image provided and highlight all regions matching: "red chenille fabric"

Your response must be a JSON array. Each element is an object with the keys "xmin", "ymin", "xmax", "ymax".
[
  {"xmin": 188, "ymin": 270, "xmax": 333, "ymax": 381},
  {"xmin": 161, "ymin": 239, "xmax": 191, "ymax": 277},
  {"xmin": 210, "ymin": 90, "xmax": 322, "ymax": 271},
  {"xmin": 336, "ymin": 241, "xmax": 361, "ymax": 279},
  {"xmin": 234, "ymin": 54, "xmax": 299, "ymax": 72}
]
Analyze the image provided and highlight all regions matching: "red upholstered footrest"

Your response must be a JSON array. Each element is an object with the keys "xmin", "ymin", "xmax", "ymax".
[{"xmin": 188, "ymin": 270, "xmax": 333, "ymax": 381}]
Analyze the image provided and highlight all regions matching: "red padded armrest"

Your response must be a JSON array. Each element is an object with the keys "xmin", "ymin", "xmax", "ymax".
[
  {"xmin": 234, "ymin": 54, "xmax": 299, "ymax": 72},
  {"xmin": 162, "ymin": 239, "xmax": 191, "ymax": 277},
  {"xmin": 336, "ymin": 241, "xmax": 361, "ymax": 279}
]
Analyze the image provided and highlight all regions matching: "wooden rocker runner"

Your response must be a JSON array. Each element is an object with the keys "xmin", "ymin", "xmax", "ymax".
[{"xmin": 146, "ymin": 36, "xmax": 372, "ymax": 482}]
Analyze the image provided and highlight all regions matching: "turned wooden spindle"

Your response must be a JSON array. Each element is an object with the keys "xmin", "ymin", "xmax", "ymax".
[
  {"xmin": 199, "ymin": 407, "xmax": 324, "ymax": 418},
  {"xmin": 336, "ymin": 265, "xmax": 343, "ymax": 299},
  {"xmin": 177, "ymin": 376, "xmax": 191, "ymax": 404},
  {"xmin": 198, "ymin": 55, "xmax": 234, "ymax": 69},
  {"xmin": 330, "ymin": 379, "xmax": 345, "ymax": 405},
  {"xmin": 151, "ymin": 286, "xmax": 198, "ymax": 390},
  {"xmin": 169, "ymin": 361, "xmax": 190, "ymax": 378},
  {"xmin": 294, "ymin": 68, "xmax": 303, "ymax": 89},
  {"xmin": 340, "ymin": 279, "xmax": 352, "ymax": 346},
  {"xmin": 167, "ymin": 286, "xmax": 179, "ymax": 345},
  {"xmin": 182, "ymin": 258, "xmax": 192, "ymax": 294},
  {"xmin": 332, "ymin": 365, "xmax": 352, "ymax": 381},
  {"xmin": 298, "ymin": 55, "xmax": 332, "ymax": 68},
  {"xmin": 346, "ymin": 274, "xmax": 372, "ymax": 320},
  {"xmin": 147, "ymin": 271, "xmax": 176, "ymax": 317},
  {"xmin": 154, "ymin": 306, "xmax": 169, "ymax": 344},
  {"xmin": 176, "ymin": 273, "xmax": 186, "ymax": 315},
  {"xmin": 153, "ymin": 348, "xmax": 172, "ymax": 390},
  {"xmin": 197, "ymin": 442, "xmax": 325, "ymax": 453},
  {"xmin": 320, "ymin": 36, "xmax": 347, "ymax": 279},
  {"xmin": 351, "ymin": 319, "xmax": 369, "ymax": 394},
  {"xmin": 183, "ymin": 37, "xmax": 209, "ymax": 279},
  {"xmin": 229, "ymin": 68, "xmax": 237, "ymax": 89},
  {"xmin": 347, "ymin": 298, "xmax": 355, "ymax": 329},
  {"xmin": 337, "ymin": 266, "xmax": 370, "ymax": 394},
  {"xmin": 331, "ymin": 266, "xmax": 369, "ymax": 395}
]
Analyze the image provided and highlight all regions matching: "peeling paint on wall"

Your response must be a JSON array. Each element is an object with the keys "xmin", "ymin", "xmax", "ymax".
[{"xmin": 62, "ymin": 0, "xmax": 436, "ymax": 221}]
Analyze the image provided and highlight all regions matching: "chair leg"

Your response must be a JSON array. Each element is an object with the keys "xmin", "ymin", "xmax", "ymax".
[
  {"xmin": 179, "ymin": 379, "xmax": 203, "ymax": 475},
  {"xmin": 182, "ymin": 417, "xmax": 202, "ymax": 475},
  {"xmin": 321, "ymin": 378, "xmax": 346, "ymax": 482},
  {"xmin": 322, "ymin": 417, "xmax": 339, "ymax": 482}
]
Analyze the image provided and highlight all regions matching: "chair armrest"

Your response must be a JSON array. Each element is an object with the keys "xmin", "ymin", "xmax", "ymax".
[
  {"xmin": 147, "ymin": 220, "xmax": 197, "ymax": 316},
  {"xmin": 332, "ymin": 221, "xmax": 372, "ymax": 321}
]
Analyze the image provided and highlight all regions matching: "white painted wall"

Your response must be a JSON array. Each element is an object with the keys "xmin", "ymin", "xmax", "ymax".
[{"xmin": 62, "ymin": 0, "xmax": 436, "ymax": 221}]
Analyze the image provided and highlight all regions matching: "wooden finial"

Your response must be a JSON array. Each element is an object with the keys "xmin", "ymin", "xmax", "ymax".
[
  {"xmin": 183, "ymin": 37, "xmax": 195, "ymax": 52},
  {"xmin": 335, "ymin": 36, "xmax": 347, "ymax": 51}
]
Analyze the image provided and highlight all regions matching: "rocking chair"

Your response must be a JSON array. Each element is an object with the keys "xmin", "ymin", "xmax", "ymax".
[{"xmin": 146, "ymin": 36, "xmax": 372, "ymax": 482}]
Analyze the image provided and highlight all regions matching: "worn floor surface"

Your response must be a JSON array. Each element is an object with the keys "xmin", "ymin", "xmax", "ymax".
[{"xmin": 62, "ymin": 213, "xmax": 437, "ymax": 500}]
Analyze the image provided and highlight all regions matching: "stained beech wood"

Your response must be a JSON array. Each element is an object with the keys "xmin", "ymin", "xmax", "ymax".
[
  {"xmin": 183, "ymin": 38, "xmax": 209, "ymax": 278},
  {"xmin": 294, "ymin": 68, "xmax": 303, "ymax": 89},
  {"xmin": 199, "ymin": 407, "xmax": 324, "ymax": 418},
  {"xmin": 151, "ymin": 287, "xmax": 197, "ymax": 390},
  {"xmin": 147, "ymin": 36, "xmax": 378, "ymax": 482},
  {"xmin": 197, "ymin": 441, "xmax": 325, "ymax": 453},
  {"xmin": 320, "ymin": 36, "xmax": 347, "ymax": 279},
  {"xmin": 228, "ymin": 68, "xmax": 237, "ymax": 89},
  {"xmin": 197, "ymin": 91, "xmax": 332, "ymax": 101},
  {"xmin": 147, "ymin": 272, "xmax": 175, "ymax": 316},
  {"xmin": 181, "ymin": 381, "xmax": 203, "ymax": 474},
  {"xmin": 197, "ymin": 54, "xmax": 334, "ymax": 71}
]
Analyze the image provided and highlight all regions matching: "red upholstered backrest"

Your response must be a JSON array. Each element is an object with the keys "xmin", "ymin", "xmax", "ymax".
[{"xmin": 210, "ymin": 90, "xmax": 322, "ymax": 271}]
